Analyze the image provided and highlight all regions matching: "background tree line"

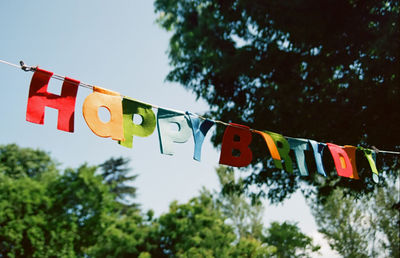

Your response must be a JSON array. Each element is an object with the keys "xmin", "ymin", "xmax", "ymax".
[
  {"xmin": 0, "ymin": 144, "xmax": 319, "ymax": 257},
  {"xmin": 0, "ymin": 144, "xmax": 398, "ymax": 257}
]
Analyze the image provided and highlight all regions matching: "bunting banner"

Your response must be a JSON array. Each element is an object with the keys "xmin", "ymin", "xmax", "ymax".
[{"xmin": 1, "ymin": 60, "xmax": 399, "ymax": 184}]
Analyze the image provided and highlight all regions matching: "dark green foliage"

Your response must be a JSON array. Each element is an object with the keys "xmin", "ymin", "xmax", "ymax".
[
  {"xmin": 0, "ymin": 144, "xmax": 57, "ymax": 178},
  {"xmin": 264, "ymin": 222, "xmax": 320, "ymax": 258},
  {"xmin": 310, "ymin": 170, "xmax": 400, "ymax": 257},
  {"xmin": 87, "ymin": 211, "xmax": 155, "ymax": 258},
  {"xmin": 0, "ymin": 144, "xmax": 322, "ymax": 257},
  {"xmin": 214, "ymin": 166, "xmax": 320, "ymax": 258},
  {"xmin": 99, "ymin": 157, "xmax": 139, "ymax": 213},
  {"xmin": 151, "ymin": 191, "xmax": 237, "ymax": 257},
  {"xmin": 154, "ymin": 0, "xmax": 400, "ymax": 202},
  {"xmin": 215, "ymin": 166, "xmax": 265, "ymax": 239},
  {"xmin": 50, "ymin": 165, "xmax": 116, "ymax": 255},
  {"xmin": 0, "ymin": 145, "xmax": 117, "ymax": 257}
]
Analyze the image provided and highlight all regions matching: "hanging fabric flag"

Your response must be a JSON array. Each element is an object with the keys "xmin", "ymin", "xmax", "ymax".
[
  {"xmin": 219, "ymin": 123, "xmax": 253, "ymax": 167},
  {"xmin": 358, "ymin": 147, "xmax": 379, "ymax": 183},
  {"xmin": 119, "ymin": 97, "xmax": 156, "ymax": 148},
  {"xmin": 326, "ymin": 143, "xmax": 358, "ymax": 179},
  {"xmin": 82, "ymin": 86, "xmax": 124, "ymax": 141},
  {"xmin": 254, "ymin": 130, "xmax": 281, "ymax": 163},
  {"xmin": 343, "ymin": 145, "xmax": 360, "ymax": 179},
  {"xmin": 308, "ymin": 140, "xmax": 327, "ymax": 176},
  {"xmin": 157, "ymin": 108, "xmax": 192, "ymax": 155},
  {"xmin": 26, "ymin": 67, "xmax": 79, "ymax": 132},
  {"xmin": 288, "ymin": 138, "xmax": 310, "ymax": 176},
  {"xmin": 267, "ymin": 131, "xmax": 293, "ymax": 172},
  {"xmin": 186, "ymin": 112, "xmax": 215, "ymax": 161}
]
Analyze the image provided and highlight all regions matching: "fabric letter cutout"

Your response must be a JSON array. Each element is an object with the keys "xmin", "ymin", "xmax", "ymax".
[
  {"xmin": 267, "ymin": 132, "xmax": 293, "ymax": 172},
  {"xmin": 327, "ymin": 143, "xmax": 359, "ymax": 179},
  {"xmin": 308, "ymin": 140, "xmax": 327, "ymax": 176},
  {"xmin": 359, "ymin": 147, "xmax": 379, "ymax": 183},
  {"xmin": 26, "ymin": 67, "xmax": 79, "ymax": 132},
  {"xmin": 82, "ymin": 86, "xmax": 124, "ymax": 141},
  {"xmin": 157, "ymin": 108, "xmax": 192, "ymax": 155},
  {"xmin": 119, "ymin": 97, "xmax": 156, "ymax": 148},
  {"xmin": 219, "ymin": 123, "xmax": 253, "ymax": 167},
  {"xmin": 288, "ymin": 138, "xmax": 310, "ymax": 176},
  {"xmin": 186, "ymin": 112, "xmax": 215, "ymax": 161},
  {"xmin": 254, "ymin": 130, "xmax": 281, "ymax": 163},
  {"xmin": 343, "ymin": 145, "xmax": 360, "ymax": 179}
]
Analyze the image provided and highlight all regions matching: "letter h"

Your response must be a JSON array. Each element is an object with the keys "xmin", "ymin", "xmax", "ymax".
[{"xmin": 26, "ymin": 68, "xmax": 79, "ymax": 132}]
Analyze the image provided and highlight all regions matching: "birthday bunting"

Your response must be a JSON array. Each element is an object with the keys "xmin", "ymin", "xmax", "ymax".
[
  {"xmin": 157, "ymin": 108, "xmax": 192, "ymax": 155},
  {"xmin": 82, "ymin": 86, "xmax": 124, "ymax": 141},
  {"xmin": 219, "ymin": 123, "xmax": 253, "ymax": 167},
  {"xmin": 119, "ymin": 97, "xmax": 156, "ymax": 148},
  {"xmin": 288, "ymin": 138, "xmax": 310, "ymax": 176},
  {"xmin": 186, "ymin": 112, "xmax": 215, "ymax": 161},
  {"xmin": 18, "ymin": 65, "xmax": 398, "ymax": 183},
  {"xmin": 267, "ymin": 131, "xmax": 293, "ymax": 173},
  {"xmin": 26, "ymin": 67, "xmax": 79, "ymax": 132},
  {"xmin": 308, "ymin": 140, "xmax": 327, "ymax": 177}
]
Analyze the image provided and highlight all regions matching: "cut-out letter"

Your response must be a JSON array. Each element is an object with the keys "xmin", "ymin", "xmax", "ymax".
[
  {"xmin": 327, "ymin": 143, "xmax": 359, "ymax": 179},
  {"xmin": 254, "ymin": 130, "xmax": 281, "ymax": 162},
  {"xmin": 219, "ymin": 123, "xmax": 252, "ymax": 167},
  {"xmin": 358, "ymin": 147, "xmax": 379, "ymax": 183},
  {"xmin": 26, "ymin": 67, "xmax": 79, "ymax": 132},
  {"xmin": 82, "ymin": 86, "xmax": 124, "ymax": 141},
  {"xmin": 119, "ymin": 97, "xmax": 156, "ymax": 148},
  {"xmin": 157, "ymin": 108, "xmax": 192, "ymax": 155},
  {"xmin": 343, "ymin": 145, "xmax": 360, "ymax": 179},
  {"xmin": 288, "ymin": 138, "xmax": 310, "ymax": 176},
  {"xmin": 186, "ymin": 112, "xmax": 215, "ymax": 161},
  {"xmin": 267, "ymin": 132, "xmax": 293, "ymax": 172},
  {"xmin": 308, "ymin": 140, "xmax": 327, "ymax": 176}
]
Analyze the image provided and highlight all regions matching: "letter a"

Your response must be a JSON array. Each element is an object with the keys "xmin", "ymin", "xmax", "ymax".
[{"xmin": 82, "ymin": 86, "xmax": 124, "ymax": 141}]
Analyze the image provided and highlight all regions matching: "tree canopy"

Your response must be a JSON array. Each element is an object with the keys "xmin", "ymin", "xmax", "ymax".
[
  {"xmin": 154, "ymin": 0, "xmax": 400, "ymax": 202},
  {"xmin": 0, "ymin": 144, "xmax": 321, "ymax": 257},
  {"xmin": 309, "ymin": 173, "xmax": 400, "ymax": 257}
]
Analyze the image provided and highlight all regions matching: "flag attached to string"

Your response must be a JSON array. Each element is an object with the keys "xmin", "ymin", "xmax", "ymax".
[{"xmin": 18, "ymin": 61, "xmax": 399, "ymax": 184}]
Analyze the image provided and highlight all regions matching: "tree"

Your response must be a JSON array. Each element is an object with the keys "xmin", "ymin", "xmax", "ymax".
[
  {"xmin": 0, "ymin": 144, "xmax": 121, "ymax": 257},
  {"xmin": 49, "ymin": 164, "xmax": 116, "ymax": 256},
  {"xmin": 215, "ymin": 166, "xmax": 264, "ymax": 239},
  {"xmin": 0, "ymin": 173, "xmax": 58, "ymax": 257},
  {"xmin": 99, "ymin": 157, "xmax": 139, "ymax": 213},
  {"xmin": 309, "ymin": 170, "xmax": 400, "ymax": 257},
  {"xmin": 150, "ymin": 190, "xmax": 238, "ymax": 257},
  {"xmin": 0, "ymin": 143, "xmax": 58, "ymax": 178},
  {"xmin": 215, "ymin": 166, "xmax": 320, "ymax": 257},
  {"xmin": 264, "ymin": 221, "xmax": 320, "ymax": 258},
  {"xmin": 0, "ymin": 144, "xmax": 323, "ymax": 257},
  {"xmin": 154, "ymin": 0, "xmax": 400, "ymax": 202},
  {"xmin": 87, "ymin": 210, "xmax": 155, "ymax": 258}
]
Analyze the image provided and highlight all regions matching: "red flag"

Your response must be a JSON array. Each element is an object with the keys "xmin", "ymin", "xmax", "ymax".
[
  {"xmin": 26, "ymin": 68, "xmax": 79, "ymax": 132},
  {"xmin": 219, "ymin": 123, "xmax": 253, "ymax": 167}
]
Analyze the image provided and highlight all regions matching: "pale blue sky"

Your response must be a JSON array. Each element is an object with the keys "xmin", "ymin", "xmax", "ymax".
[{"xmin": 0, "ymin": 1, "xmax": 337, "ymax": 256}]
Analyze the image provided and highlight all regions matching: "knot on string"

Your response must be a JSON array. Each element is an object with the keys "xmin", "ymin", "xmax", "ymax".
[{"xmin": 20, "ymin": 61, "xmax": 36, "ymax": 72}]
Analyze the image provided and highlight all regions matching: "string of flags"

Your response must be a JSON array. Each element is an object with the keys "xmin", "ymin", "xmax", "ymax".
[{"xmin": 1, "ymin": 59, "xmax": 399, "ymax": 184}]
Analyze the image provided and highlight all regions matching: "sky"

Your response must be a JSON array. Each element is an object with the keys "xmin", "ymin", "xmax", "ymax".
[{"xmin": 0, "ymin": 1, "xmax": 338, "ymax": 256}]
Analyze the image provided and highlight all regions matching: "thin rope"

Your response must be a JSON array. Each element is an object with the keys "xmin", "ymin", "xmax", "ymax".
[
  {"xmin": 1, "ymin": 59, "xmax": 399, "ymax": 155},
  {"xmin": 0, "ymin": 59, "xmax": 21, "ymax": 69}
]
